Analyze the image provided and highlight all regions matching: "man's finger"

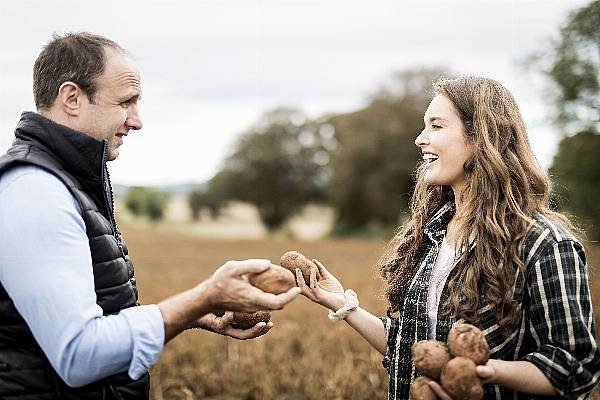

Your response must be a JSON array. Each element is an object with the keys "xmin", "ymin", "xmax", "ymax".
[
  {"xmin": 228, "ymin": 259, "xmax": 271, "ymax": 276},
  {"xmin": 256, "ymin": 287, "xmax": 301, "ymax": 310},
  {"xmin": 229, "ymin": 321, "xmax": 272, "ymax": 340},
  {"xmin": 219, "ymin": 311, "xmax": 234, "ymax": 326}
]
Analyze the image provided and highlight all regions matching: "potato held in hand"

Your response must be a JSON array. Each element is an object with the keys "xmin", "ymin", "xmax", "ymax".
[
  {"xmin": 440, "ymin": 357, "xmax": 484, "ymax": 400},
  {"xmin": 280, "ymin": 251, "xmax": 322, "ymax": 286},
  {"xmin": 410, "ymin": 376, "xmax": 440, "ymax": 400},
  {"xmin": 447, "ymin": 323, "xmax": 490, "ymax": 365},
  {"xmin": 233, "ymin": 310, "xmax": 271, "ymax": 329},
  {"xmin": 411, "ymin": 340, "xmax": 451, "ymax": 380},
  {"xmin": 248, "ymin": 263, "xmax": 295, "ymax": 294}
]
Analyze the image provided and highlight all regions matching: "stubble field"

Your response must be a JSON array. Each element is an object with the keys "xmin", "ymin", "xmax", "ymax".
[{"xmin": 122, "ymin": 223, "xmax": 600, "ymax": 399}]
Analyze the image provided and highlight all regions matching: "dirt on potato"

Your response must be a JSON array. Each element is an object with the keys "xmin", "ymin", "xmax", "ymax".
[
  {"xmin": 411, "ymin": 340, "xmax": 451, "ymax": 380},
  {"xmin": 410, "ymin": 376, "xmax": 439, "ymax": 400},
  {"xmin": 280, "ymin": 250, "xmax": 322, "ymax": 285},
  {"xmin": 248, "ymin": 263, "xmax": 295, "ymax": 294},
  {"xmin": 440, "ymin": 356, "xmax": 484, "ymax": 400},
  {"xmin": 447, "ymin": 323, "xmax": 490, "ymax": 365},
  {"xmin": 233, "ymin": 311, "xmax": 271, "ymax": 329}
]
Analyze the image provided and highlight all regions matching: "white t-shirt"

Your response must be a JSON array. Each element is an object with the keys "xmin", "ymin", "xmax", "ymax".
[{"xmin": 427, "ymin": 238, "xmax": 456, "ymax": 340}]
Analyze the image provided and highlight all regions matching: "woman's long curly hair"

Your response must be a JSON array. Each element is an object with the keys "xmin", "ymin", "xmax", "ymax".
[{"xmin": 379, "ymin": 76, "xmax": 575, "ymax": 333}]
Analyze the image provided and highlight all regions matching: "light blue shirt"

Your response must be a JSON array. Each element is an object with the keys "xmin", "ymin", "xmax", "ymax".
[{"xmin": 0, "ymin": 165, "xmax": 165, "ymax": 387}]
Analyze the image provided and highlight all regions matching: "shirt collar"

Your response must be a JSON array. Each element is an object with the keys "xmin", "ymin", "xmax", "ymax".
[
  {"xmin": 14, "ymin": 111, "xmax": 106, "ymax": 184},
  {"xmin": 423, "ymin": 201, "xmax": 455, "ymax": 244}
]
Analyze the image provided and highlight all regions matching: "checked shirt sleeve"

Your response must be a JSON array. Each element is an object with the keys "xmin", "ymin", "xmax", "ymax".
[
  {"xmin": 521, "ymin": 239, "xmax": 600, "ymax": 399},
  {"xmin": 380, "ymin": 316, "xmax": 400, "ymax": 371}
]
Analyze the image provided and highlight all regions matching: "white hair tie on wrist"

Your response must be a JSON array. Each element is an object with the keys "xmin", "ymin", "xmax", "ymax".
[{"xmin": 328, "ymin": 289, "xmax": 359, "ymax": 322}]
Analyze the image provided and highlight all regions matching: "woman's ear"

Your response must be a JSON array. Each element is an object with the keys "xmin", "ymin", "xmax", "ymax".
[{"xmin": 56, "ymin": 81, "xmax": 83, "ymax": 116}]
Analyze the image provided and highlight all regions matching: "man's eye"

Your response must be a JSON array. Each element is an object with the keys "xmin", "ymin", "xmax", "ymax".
[
  {"xmin": 432, "ymin": 124, "xmax": 442, "ymax": 129},
  {"xmin": 120, "ymin": 101, "xmax": 130, "ymax": 108}
]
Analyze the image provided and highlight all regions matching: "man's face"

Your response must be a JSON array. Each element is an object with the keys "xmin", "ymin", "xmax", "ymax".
[{"xmin": 78, "ymin": 48, "xmax": 143, "ymax": 161}]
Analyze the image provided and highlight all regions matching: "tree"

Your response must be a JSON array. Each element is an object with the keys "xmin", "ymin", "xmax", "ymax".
[
  {"xmin": 328, "ymin": 67, "xmax": 451, "ymax": 233},
  {"xmin": 123, "ymin": 186, "xmax": 169, "ymax": 222},
  {"xmin": 188, "ymin": 189, "xmax": 220, "ymax": 220},
  {"xmin": 204, "ymin": 108, "xmax": 331, "ymax": 231},
  {"xmin": 550, "ymin": 131, "xmax": 600, "ymax": 240},
  {"xmin": 535, "ymin": 0, "xmax": 599, "ymax": 134},
  {"xmin": 534, "ymin": 0, "xmax": 600, "ymax": 239}
]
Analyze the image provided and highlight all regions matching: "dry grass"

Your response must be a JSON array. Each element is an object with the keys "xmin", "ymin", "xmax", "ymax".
[{"xmin": 122, "ymin": 223, "xmax": 600, "ymax": 399}]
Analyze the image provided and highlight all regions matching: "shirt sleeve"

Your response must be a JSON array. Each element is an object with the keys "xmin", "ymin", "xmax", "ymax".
[
  {"xmin": 520, "ymin": 239, "xmax": 600, "ymax": 399},
  {"xmin": 0, "ymin": 166, "xmax": 164, "ymax": 387},
  {"xmin": 380, "ymin": 316, "xmax": 400, "ymax": 371}
]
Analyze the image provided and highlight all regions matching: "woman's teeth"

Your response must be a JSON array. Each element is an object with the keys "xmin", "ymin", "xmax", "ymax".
[{"xmin": 422, "ymin": 153, "xmax": 439, "ymax": 163}]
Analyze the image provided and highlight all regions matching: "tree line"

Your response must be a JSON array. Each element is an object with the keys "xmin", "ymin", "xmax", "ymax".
[{"xmin": 126, "ymin": 0, "xmax": 599, "ymax": 240}]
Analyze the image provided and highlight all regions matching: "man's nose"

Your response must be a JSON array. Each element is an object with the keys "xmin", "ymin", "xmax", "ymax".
[{"xmin": 126, "ymin": 104, "xmax": 143, "ymax": 131}]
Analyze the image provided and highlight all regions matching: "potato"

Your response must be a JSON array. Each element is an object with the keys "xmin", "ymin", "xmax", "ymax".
[
  {"xmin": 411, "ymin": 340, "xmax": 451, "ymax": 379},
  {"xmin": 248, "ymin": 263, "xmax": 295, "ymax": 294},
  {"xmin": 280, "ymin": 251, "xmax": 322, "ymax": 286},
  {"xmin": 447, "ymin": 323, "xmax": 490, "ymax": 365},
  {"xmin": 233, "ymin": 310, "xmax": 271, "ymax": 329},
  {"xmin": 440, "ymin": 357, "xmax": 484, "ymax": 400},
  {"xmin": 410, "ymin": 376, "xmax": 439, "ymax": 400}
]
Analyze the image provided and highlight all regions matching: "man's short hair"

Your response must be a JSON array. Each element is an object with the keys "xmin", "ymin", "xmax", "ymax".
[{"xmin": 33, "ymin": 32, "xmax": 124, "ymax": 110}]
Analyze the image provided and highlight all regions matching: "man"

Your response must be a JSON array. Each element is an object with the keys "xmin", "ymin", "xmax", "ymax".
[{"xmin": 0, "ymin": 32, "xmax": 300, "ymax": 399}]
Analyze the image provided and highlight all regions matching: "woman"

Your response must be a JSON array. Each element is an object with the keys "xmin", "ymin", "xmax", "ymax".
[{"xmin": 296, "ymin": 76, "xmax": 599, "ymax": 399}]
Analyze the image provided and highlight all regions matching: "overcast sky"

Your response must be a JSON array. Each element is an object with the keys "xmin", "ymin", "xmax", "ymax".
[{"xmin": 0, "ymin": 0, "xmax": 589, "ymax": 185}]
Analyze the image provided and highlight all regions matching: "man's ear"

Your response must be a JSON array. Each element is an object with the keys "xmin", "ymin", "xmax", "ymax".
[{"xmin": 56, "ymin": 81, "xmax": 84, "ymax": 116}]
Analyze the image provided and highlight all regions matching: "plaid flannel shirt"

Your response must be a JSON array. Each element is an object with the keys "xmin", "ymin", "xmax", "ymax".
[{"xmin": 380, "ymin": 203, "xmax": 600, "ymax": 399}]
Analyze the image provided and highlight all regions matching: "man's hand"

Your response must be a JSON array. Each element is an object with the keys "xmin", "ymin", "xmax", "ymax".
[
  {"xmin": 203, "ymin": 259, "xmax": 301, "ymax": 313},
  {"xmin": 158, "ymin": 258, "xmax": 300, "ymax": 343},
  {"xmin": 194, "ymin": 312, "xmax": 273, "ymax": 340}
]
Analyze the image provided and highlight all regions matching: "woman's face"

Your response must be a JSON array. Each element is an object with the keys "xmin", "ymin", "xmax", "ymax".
[{"xmin": 415, "ymin": 94, "xmax": 473, "ymax": 193}]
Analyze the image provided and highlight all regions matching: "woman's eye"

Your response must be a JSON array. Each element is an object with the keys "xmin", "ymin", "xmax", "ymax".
[{"xmin": 432, "ymin": 124, "xmax": 442, "ymax": 129}]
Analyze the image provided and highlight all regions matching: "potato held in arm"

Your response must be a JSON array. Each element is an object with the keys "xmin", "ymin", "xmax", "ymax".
[
  {"xmin": 411, "ymin": 340, "xmax": 451, "ymax": 380},
  {"xmin": 280, "ymin": 251, "xmax": 322, "ymax": 286},
  {"xmin": 248, "ymin": 263, "xmax": 295, "ymax": 294},
  {"xmin": 440, "ymin": 357, "xmax": 484, "ymax": 400},
  {"xmin": 447, "ymin": 323, "xmax": 490, "ymax": 365}
]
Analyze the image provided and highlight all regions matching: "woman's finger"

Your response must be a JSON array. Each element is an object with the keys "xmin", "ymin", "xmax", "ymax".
[
  {"xmin": 313, "ymin": 258, "xmax": 330, "ymax": 278},
  {"xmin": 428, "ymin": 381, "xmax": 453, "ymax": 400},
  {"xmin": 295, "ymin": 268, "xmax": 308, "ymax": 291},
  {"xmin": 296, "ymin": 268, "xmax": 319, "ymax": 302},
  {"xmin": 309, "ymin": 267, "xmax": 318, "ymax": 289}
]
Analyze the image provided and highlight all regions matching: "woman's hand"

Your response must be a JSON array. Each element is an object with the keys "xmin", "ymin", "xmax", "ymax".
[
  {"xmin": 193, "ymin": 311, "xmax": 273, "ymax": 340},
  {"xmin": 295, "ymin": 259, "xmax": 346, "ymax": 311},
  {"xmin": 427, "ymin": 360, "xmax": 498, "ymax": 399}
]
